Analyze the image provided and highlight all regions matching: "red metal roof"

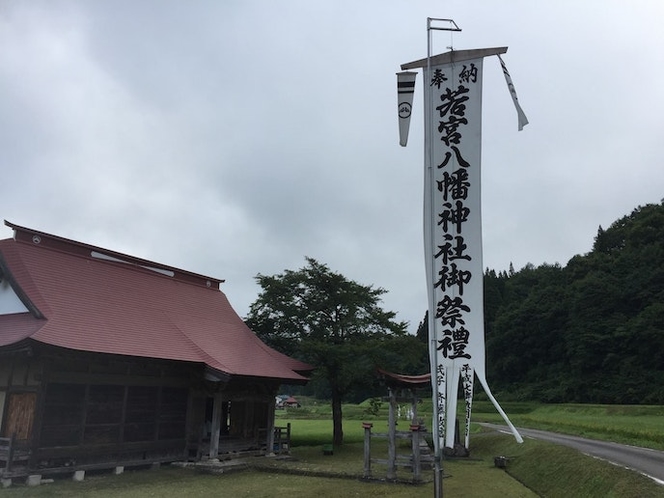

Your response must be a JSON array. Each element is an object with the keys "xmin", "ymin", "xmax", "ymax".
[{"xmin": 0, "ymin": 222, "xmax": 311, "ymax": 383}]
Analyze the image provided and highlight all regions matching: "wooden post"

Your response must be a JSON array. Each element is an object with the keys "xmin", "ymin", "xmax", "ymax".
[
  {"xmin": 276, "ymin": 422, "xmax": 291, "ymax": 454},
  {"xmin": 387, "ymin": 388, "xmax": 397, "ymax": 480},
  {"xmin": 209, "ymin": 392, "xmax": 222, "ymax": 458},
  {"xmin": 362, "ymin": 422, "xmax": 373, "ymax": 478},
  {"xmin": 411, "ymin": 390, "xmax": 418, "ymax": 424},
  {"xmin": 5, "ymin": 434, "xmax": 15, "ymax": 473},
  {"xmin": 266, "ymin": 398, "xmax": 276, "ymax": 455},
  {"xmin": 411, "ymin": 424, "xmax": 421, "ymax": 483},
  {"xmin": 243, "ymin": 401, "xmax": 251, "ymax": 439}
]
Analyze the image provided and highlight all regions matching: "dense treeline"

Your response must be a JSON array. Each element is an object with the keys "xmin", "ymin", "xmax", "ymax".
[{"xmin": 484, "ymin": 202, "xmax": 664, "ymax": 403}]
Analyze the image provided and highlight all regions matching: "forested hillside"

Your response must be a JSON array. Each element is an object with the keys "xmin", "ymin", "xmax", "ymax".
[{"xmin": 484, "ymin": 202, "xmax": 664, "ymax": 403}]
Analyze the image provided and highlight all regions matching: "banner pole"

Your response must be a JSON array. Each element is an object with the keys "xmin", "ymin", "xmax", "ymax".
[
  {"xmin": 426, "ymin": 17, "xmax": 443, "ymax": 498},
  {"xmin": 426, "ymin": 18, "xmax": 461, "ymax": 498},
  {"xmin": 399, "ymin": 21, "xmax": 527, "ymax": 498}
]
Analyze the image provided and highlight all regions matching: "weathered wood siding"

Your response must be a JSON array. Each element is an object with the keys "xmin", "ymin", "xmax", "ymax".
[
  {"xmin": 24, "ymin": 347, "xmax": 200, "ymax": 467},
  {"xmin": 1, "ymin": 345, "xmax": 286, "ymax": 472},
  {"xmin": 3, "ymin": 393, "xmax": 35, "ymax": 440},
  {"xmin": 39, "ymin": 383, "xmax": 188, "ymax": 447}
]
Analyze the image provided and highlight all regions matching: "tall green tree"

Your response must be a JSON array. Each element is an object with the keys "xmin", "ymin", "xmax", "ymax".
[{"xmin": 245, "ymin": 257, "xmax": 408, "ymax": 445}]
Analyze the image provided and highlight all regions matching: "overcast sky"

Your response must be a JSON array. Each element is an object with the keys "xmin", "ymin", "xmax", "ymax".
[{"xmin": 1, "ymin": 1, "xmax": 663, "ymax": 333}]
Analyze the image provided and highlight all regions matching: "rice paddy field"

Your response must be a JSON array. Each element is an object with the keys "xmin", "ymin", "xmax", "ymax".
[{"xmin": 470, "ymin": 401, "xmax": 664, "ymax": 450}]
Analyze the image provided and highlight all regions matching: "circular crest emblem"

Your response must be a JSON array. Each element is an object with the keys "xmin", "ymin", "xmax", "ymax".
[{"xmin": 398, "ymin": 102, "xmax": 412, "ymax": 119}]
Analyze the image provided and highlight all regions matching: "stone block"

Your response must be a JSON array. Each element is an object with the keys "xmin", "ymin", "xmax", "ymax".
[{"xmin": 26, "ymin": 474, "xmax": 41, "ymax": 487}]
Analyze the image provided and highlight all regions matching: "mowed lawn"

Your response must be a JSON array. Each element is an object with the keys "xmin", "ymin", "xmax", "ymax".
[
  {"xmin": 0, "ymin": 446, "xmax": 537, "ymax": 498},
  {"xmin": 0, "ymin": 419, "xmax": 537, "ymax": 497},
  {"xmin": 3, "ymin": 403, "xmax": 664, "ymax": 497}
]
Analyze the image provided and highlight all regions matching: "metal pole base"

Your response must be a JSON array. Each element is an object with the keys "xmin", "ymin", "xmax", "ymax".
[{"xmin": 433, "ymin": 459, "xmax": 443, "ymax": 498}]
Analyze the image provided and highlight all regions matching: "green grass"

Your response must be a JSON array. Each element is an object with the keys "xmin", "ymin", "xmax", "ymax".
[
  {"xmin": 260, "ymin": 435, "xmax": 536, "ymax": 496},
  {"xmin": 0, "ymin": 441, "xmax": 537, "ymax": 497},
  {"xmin": 279, "ymin": 398, "xmax": 664, "ymax": 450},
  {"xmin": 3, "ymin": 431, "xmax": 660, "ymax": 497},
  {"xmin": 470, "ymin": 401, "xmax": 664, "ymax": 450},
  {"xmin": 279, "ymin": 418, "xmax": 402, "ymax": 446},
  {"xmin": 5, "ymin": 401, "xmax": 663, "ymax": 496},
  {"xmin": 264, "ymin": 408, "xmax": 664, "ymax": 497},
  {"xmin": 471, "ymin": 432, "xmax": 664, "ymax": 498},
  {"xmin": 0, "ymin": 467, "xmax": 428, "ymax": 497}
]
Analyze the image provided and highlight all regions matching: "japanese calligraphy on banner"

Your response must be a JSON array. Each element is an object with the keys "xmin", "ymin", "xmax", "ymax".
[
  {"xmin": 424, "ymin": 55, "xmax": 489, "ymax": 450},
  {"xmin": 401, "ymin": 47, "xmax": 524, "ymax": 452}
]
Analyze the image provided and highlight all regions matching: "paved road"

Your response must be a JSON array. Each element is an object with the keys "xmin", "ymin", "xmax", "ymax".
[{"xmin": 480, "ymin": 423, "xmax": 664, "ymax": 485}]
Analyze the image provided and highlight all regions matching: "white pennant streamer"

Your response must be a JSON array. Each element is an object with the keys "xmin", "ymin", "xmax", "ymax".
[{"xmin": 498, "ymin": 54, "xmax": 529, "ymax": 131}]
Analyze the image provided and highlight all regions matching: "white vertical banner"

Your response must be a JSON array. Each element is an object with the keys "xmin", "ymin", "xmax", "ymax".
[
  {"xmin": 461, "ymin": 364, "xmax": 475, "ymax": 449},
  {"xmin": 422, "ymin": 55, "xmax": 523, "ymax": 450},
  {"xmin": 424, "ymin": 56, "xmax": 485, "ymax": 450}
]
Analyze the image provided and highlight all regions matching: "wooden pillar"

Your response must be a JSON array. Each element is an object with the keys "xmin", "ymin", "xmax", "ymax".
[
  {"xmin": 387, "ymin": 388, "xmax": 397, "ymax": 480},
  {"xmin": 5, "ymin": 434, "xmax": 15, "ymax": 473},
  {"xmin": 243, "ymin": 401, "xmax": 251, "ymax": 439},
  {"xmin": 265, "ymin": 397, "xmax": 276, "ymax": 454},
  {"xmin": 209, "ymin": 392, "xmax": 222, "ymax": 459},
  {"xmin": 29, "ymin": 358, "xmax": 48, "ymax": 470},
  {"xmin": 362, "ymin": 422, "xmax": 373, "ymax": 478},
  {"xmin": 411, "ymin": 390, "xmax": 418, "ymax": 425},
  {"xmin": 411, "ymin": 423, "xmax": 421, "ymax": 483},
  {"xmin": 221, "ymin": 401, "xmax": 229, "ymax": 435}
]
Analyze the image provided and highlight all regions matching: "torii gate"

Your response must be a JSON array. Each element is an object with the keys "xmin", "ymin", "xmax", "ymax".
[{"xmin": 362, "ymin": 368, "xmax": 432, "ymax": 483}]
